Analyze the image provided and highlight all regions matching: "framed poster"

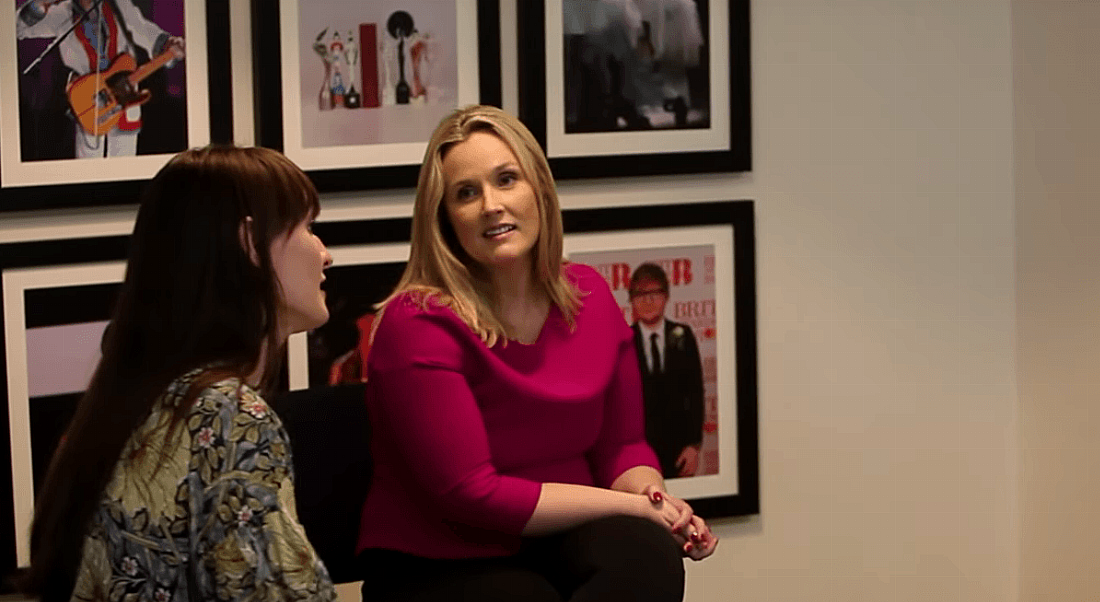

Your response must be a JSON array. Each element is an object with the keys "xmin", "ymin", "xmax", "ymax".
[
  {"xmin": 252, "ymin": 0, "xmax": 502, "ymax": 192},
  {"xmin": 0, "ymin": 0, "xmax": 237, "ymax": 212},
  {"xmin": 517, "ymin": 0, "xmax": 751, "ymax": 179}
]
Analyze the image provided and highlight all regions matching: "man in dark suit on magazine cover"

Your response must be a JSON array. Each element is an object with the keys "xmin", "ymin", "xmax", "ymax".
[{"xmin": 629, "ymin": 262, "xmax": 706, "ymax": 479}]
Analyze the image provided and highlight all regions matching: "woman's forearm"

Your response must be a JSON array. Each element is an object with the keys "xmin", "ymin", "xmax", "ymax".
[{"xmin": 521, "ymin": 482, "xmax": 652, "ymax": 536}]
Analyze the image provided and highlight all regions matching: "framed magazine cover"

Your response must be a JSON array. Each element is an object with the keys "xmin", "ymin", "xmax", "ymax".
[
  {"xmin": 0, "ymin": 235, "xmax": 128, "ymax": 576},
  {"xmin": 517, "ymin": 0, "xmax": 751, "ymax": 179},
  {"xmin": 291, "ymin": 200, "xmax": 759, "ymax": 518},
  {"xmin": 0, "ymin": 0, "xmax": 237, "ymax": 212},
  {"xmin": 562, "ymin": 200, "xmax": 758, "ymax": 516},
  {"xmin": 252, "ymin": 0, "xmax": 502, "ymax": 192}
]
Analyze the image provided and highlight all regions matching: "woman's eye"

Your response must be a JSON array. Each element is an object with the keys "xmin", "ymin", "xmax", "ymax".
[
  {"xmin": 456, "ymin": 186, "xmax": 477, "ymax": 200},
  {"xmin": 499, "ymin": 172, "xmax": 517, "ymax": 186}
]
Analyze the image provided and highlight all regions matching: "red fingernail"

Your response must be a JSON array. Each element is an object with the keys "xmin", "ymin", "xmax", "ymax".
[
  {"xmin": 652, "ymin": 491, "xmax": 663, "ymax": 502},
  {"xmin": 683, "ymin": 542, "xmax": 693, "ymax": 553},
  {"xmin": 691, "ymin": 531, "xmax": 701, "ymax": 541}
]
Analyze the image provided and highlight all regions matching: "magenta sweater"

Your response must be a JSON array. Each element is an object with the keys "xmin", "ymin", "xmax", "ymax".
[{"xmin": 356, "ymin": 263, "xmax": 660, "ymax": 558}]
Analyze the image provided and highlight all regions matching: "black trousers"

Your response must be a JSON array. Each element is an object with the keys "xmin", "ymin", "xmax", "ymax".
[{"xmin": 357, "ymin": 515, "xmax": 685, "ymax": 602}]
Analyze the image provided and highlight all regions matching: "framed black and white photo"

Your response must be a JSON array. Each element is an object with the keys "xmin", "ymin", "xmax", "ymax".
[
  {"xmin": 517, "ymin": 0, "xmax": 751, "ymax": 179},
  {"xmin": 0, "ymin": 0, "xmax": 236, "ymax": 212},
  {"xmin": 252, "ymin": 0, "xmax": 502, "ymax": 192}
]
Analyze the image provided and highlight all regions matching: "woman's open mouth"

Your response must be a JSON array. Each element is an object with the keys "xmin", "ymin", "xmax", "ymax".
[{"xmin": 483, "ymin": 224, "xmax": 516, "ymax": 238}]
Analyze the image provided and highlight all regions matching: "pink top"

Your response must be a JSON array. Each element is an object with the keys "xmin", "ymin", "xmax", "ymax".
[{"xmin": 356, "ymin": 263, "xmax": 660, "ymax": 558}]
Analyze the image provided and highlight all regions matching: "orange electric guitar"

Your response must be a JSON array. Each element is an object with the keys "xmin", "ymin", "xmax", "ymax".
[{"xmin": 66, "ymin": 48, "xmax": 180, "ymax": 135}]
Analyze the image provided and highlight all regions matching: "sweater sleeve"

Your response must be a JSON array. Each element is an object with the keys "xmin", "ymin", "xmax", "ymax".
[
  {"xmin": 573, "ymin": 266, "xmax": 662, "ymax": 487},
  {"xmin": 367, "ymin": 298, "xmax": 542, "ymax": 534}
]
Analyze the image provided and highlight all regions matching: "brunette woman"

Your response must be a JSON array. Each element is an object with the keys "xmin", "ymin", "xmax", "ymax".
[{"xmin": 21, "ymin": 145, "xmax": 336, "ymax": 602}]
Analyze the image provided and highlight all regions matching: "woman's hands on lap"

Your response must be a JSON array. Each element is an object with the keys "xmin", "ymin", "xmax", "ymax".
[{"xmin": 640, "ymin": 485, "xmax": 718, "ymax": 560}]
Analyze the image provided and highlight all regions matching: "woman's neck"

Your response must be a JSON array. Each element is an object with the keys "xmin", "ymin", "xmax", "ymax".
[
  {"xmin": 489, "ymin": 260, "xmax": 534, "ymax": 303},
  {"xmin": 488, "ymin": 260, "xmax": 549, "ymax": 343},
  {"xmin": 246, "ymin": 348, "xmax": 266, "ymax": 388},
  {"xmin": 248, "ymin": 333, "xmax": 286, "ymax": 388}
]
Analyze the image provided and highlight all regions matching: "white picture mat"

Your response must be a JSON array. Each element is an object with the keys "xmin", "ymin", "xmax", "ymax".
[
  {"xmin": 0, "ymin": 0, "xmax": 210, "ymax": 188},
  {"xmin": 278, "ymin": 0, "xmax": 481, "ymax": 171},
  {"xmin": 230, "ymin": 0, "xmax": 255, "ymax": 146},
  {"xmin": 544, "ymin": 0, "xmax": 730, "ymax": 159},
  {"xmin": 563, "ymin": 224, "xmax": 738, "ymax": 500},
  {"xmin": 3, "ymin": 260, "xmax": 125, "ymax": 566},
  {"xmin": 26, "ymin": 321, "xmax": 106, "ymax": 398}
]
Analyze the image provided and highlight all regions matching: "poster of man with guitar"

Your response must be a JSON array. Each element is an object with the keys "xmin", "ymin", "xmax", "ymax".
[{"xmin": 16, "ymin": 0, "xmax": 185, "ymax": 159}]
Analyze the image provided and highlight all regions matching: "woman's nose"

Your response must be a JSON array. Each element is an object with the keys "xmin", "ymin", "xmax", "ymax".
[{"xmin": 480, "ymin": 188, "xmax": 504, "ymax": 214}]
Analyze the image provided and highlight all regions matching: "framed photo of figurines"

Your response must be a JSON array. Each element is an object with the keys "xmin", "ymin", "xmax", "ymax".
[
  {"xmin": 517, "ymin": 0, "xmax": 751, "ymax": 179},
  {"xmin": 0, "ymin": 0, "xmax": 237, "ymax": 212},
  {"xmin": 0, "ymin": 234, "xmax": 128, "ymax": 575},
  {"xmin": 562, "ymin": 200, "xmax": 758, "ymax": 517},
  {"xmin": 252, "ymin": 0, "xmax": 502, "ymax": 192}
]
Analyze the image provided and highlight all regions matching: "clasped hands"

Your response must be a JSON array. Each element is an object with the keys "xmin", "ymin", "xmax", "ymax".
[{"xmin": 641, "ymin": 485, "xmax": 717, "ymax": 560}]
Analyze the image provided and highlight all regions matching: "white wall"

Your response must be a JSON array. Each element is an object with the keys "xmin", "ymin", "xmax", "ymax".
[
  {"xmin": 676, "ymin": 1, "xmax": 1017, "ymax": 600},
  {"xmin": 1013, "ymin": 1, "xmax": 1100, "ymax": 600},
  {"xmin": 0, "ymin": 1, "xmax": 1029, "ymax": 600}
]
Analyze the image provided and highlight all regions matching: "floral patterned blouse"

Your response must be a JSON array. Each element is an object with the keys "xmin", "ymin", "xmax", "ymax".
[{"xmin": 70, "ymin": 372, "xmax": 337, "ymax": 602}]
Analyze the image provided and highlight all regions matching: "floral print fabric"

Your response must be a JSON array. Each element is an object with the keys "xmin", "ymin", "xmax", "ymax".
[{"xmin": 70, "ymin": 373, "xmax": 337, "ymax": 602}]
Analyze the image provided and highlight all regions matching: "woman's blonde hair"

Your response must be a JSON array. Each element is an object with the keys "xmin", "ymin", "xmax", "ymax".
[{"xmin": 379, "ymin": 104, "xmax": 582, "ymax": 346}]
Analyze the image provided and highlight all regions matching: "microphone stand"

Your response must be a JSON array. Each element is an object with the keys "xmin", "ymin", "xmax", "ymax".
[{"xmin": 21, "ymin": 0, "xmax": 107, "ymax": 75}]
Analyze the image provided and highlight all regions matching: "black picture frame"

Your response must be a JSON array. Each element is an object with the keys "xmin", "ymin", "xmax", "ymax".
[
  {"xmin": 0, "ymin": 0, "xmax": 236, "ymax": 213},
  {"xmin": 517, "ymin": 0, "xmax": 751, "ymax": 179},
  {"xmin": 251, "ymin": 0, "xmax": 502, "ymax": 193}
]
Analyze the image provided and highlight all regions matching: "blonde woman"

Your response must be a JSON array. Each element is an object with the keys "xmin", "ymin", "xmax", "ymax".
[{"xmin": 356, "ymin": 105, "xmax": 717, "ymax": 601}]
